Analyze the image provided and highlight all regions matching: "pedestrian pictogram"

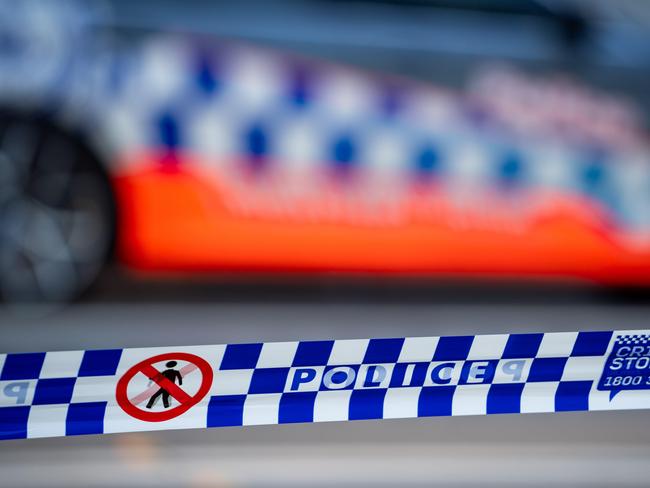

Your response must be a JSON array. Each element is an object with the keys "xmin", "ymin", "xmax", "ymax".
[
  {"xmin": 145, "ymin": 361, "xmax": 183, "ymax": 409},
  {"xmin": 116, "ymin": 352, "xmax": 213, "ymax": 422}
]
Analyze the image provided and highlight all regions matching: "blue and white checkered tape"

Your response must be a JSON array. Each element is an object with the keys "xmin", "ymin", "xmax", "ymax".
[{"xmin": 2, "ymin": 330, "xmax": 650, "ymax": 440}]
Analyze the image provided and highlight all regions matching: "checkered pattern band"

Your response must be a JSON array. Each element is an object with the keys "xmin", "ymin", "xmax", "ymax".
[
  {"xmin": 2, "ymin": 330, "xmax": 649, "ymax": 440},
  {"xmin": 91, "ymin": 37, "xmax": 650, "ymax": 232},
  {"xmin": 615, "ymin": 334, "xmax": 650, "ymax": 345},
  {"xmin": 3, "ymin": 26, "xmax": 648, "ymax": 233}
]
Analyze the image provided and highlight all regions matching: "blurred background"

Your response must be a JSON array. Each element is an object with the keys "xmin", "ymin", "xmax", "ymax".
[{"xmin": 1, "ymin": 0, "xmax": 650, "ymax": 486}]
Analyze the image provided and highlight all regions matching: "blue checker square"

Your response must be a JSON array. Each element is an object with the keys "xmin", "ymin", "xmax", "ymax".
[
  {"xmin": 279, "ymin": 392, "xmax": 317, "ymax": 424},
  {"xmin": 1, "ymin": 352, "xmax": 45, "ymax": 380},
  {"xmin": 571, "ymin": 331, "xmax": 613, "ymax": 357},
  {"xmin": 349, "ymin": 389, "xmax": 387, "ymax": 420},
  {"xmin": 0, "ymin": 406, "xmax": 30, "ymax": 440},
  {"xmin": 220, "ymin": 343, "xmax": 263, "ymax": 370},
  {"xmin": 289, "ymin": 67, "xmax": 311, "ymax": 107},
  {"xmin": 207, "ymin": 395, "xmax": 246, "ymax": 427},
  {"xmin": 66, "ymin": 402, "xmax": 106, "ymax": 436},
  {"xmin": 249, "ymin": 368, "xmax": 290, "ymax": 394},
  {"xmin": 487, "ymin": 383, "xmax": 525, "ymax": 414},
  {"xmin": 418, "ymin": 386, "xmax": 455, "ymax": 417},
  {"xmin": 194, "ymin": 51, "xmax": 220, "ymax": 95},
  {"xmin": 498, "ymin": 151, "xmax": 524, "ymax": 187},
  {"xmin": 33, "ymin": 378, "xmax": 76, "ymax": 405},
  {"xmin": 415, "ymin": 146, "xmax": 441, "ymax": 179},
  {"xmin": 332, "ymin": 134, "xmax": 356, "ymax": 166},
  {"xmin": 502, "ymin": 333, "xmax": 543, "ymax": 359},
  {"xmin": 363, "ymin": 338, "xmax": 404, "ymax": 364},
  {"xmin": 157, "ymin": 110, "xmax": 181, "ymax": 149},
  {"xmin": 556, "ymin": 381, "xmax": 592, "ymax": 412},
  {"xmin": 433, "ymin": 336, "xmax": 474, "ymax": 361},
  {"xmin": 78, "ymin": 349, "xmax": 122, "ymax": 377},
  {"xmin": 292, "ymin": 341, "xmax": 334, "ymax": 366},
  {"xmin": 528, "ymin": 357, "xmax": 567, "ymax": 382},
  {"xmin": 245, "ymin": 122, "xmax": 269, "ymax": 160}
]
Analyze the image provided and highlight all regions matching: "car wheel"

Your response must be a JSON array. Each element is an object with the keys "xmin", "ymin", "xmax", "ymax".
[{"xmin": 0, "ymin": 115, "xmax": 115, "ymax": 303}]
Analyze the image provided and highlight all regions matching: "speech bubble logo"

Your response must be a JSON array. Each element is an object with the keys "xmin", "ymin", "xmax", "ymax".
[{"xmin": 597, "ymin": 334, "xmax": 650, "ymax": 400}]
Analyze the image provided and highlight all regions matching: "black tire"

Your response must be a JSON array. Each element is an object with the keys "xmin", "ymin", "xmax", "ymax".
[{"xmin": 0, "ymin": 113, "xmax": 115, "ymax": 303}]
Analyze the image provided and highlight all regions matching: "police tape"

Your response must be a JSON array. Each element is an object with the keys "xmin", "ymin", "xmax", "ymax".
[{"xmin": 2, "ymin": 329, "xmax": 650, "ymax": 440}]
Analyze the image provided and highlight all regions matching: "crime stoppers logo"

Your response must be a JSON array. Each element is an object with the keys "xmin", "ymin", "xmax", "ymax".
[
  {"xmin": 116, "ymin": 353, "xmax": 213, "ymax": 422},
  {"xmin": 598, "ymin": 334, "xmax": 650, "ymax": 400}
]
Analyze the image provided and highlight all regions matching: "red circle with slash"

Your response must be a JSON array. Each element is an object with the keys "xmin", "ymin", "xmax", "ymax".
[{"xmin": 116, "ymin": 352, "xmax": 213, "ymax": 422}]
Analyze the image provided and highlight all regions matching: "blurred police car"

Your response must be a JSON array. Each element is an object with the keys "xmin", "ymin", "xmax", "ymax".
[{"xmin": 1, "ymin": 0, "xmax": 649, "ymax": 302}]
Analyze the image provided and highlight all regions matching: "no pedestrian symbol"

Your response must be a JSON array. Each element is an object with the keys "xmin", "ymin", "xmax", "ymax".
[{"xmin": 116, "ymin": 352, "xmax": 213, "ymax": 422}]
